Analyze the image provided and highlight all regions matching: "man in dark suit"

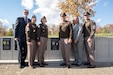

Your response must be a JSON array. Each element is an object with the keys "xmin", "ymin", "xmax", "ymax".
[{"xmin": 15, "ymin": 9, "xmax": 31, "ymax": 68}]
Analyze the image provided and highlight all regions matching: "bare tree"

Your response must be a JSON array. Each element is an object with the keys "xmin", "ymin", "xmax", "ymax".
[{"xmin": 0, "ymin": 20, "xmax": 6, "ymax": 36}]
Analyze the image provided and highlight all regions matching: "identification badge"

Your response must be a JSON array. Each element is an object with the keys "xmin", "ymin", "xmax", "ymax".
[
  {"xmin": 43, "ymin": 30, "xmax": 45, "ymax": 32},
  {"xmin": 64, "ymin": 38, "xmax": 68, "ymax": 44},
  {"xmin": 33, "ymin": 30, "xmax": 36, "ymax": 32},
  {"xmin": 38, "ymin": 25, "xmax": 40, "ymax": 28}
]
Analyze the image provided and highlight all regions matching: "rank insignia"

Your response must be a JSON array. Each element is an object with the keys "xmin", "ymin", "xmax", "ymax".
[
  {"xmin": 33, "ymin": 30, "xmax": 36, "ymax": 32},
  {"xmin": 43, "ymin": 30, "xmax": 45, "ymax": 32}
]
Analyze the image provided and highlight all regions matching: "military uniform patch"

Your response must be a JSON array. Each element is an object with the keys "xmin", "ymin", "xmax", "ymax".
[
  {"xmin": 38, "ymin": 25, "xmax": 40, "ymax": 28},
  {"xmin": 33, "ymin": 30, "xmax": 36, "ymax": 32}
]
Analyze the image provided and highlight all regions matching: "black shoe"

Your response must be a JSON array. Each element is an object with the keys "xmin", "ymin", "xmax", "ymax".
[
  {"xmin": 60, "ymin": 63, "xmax": 66, "ymax": 66},
  {"xmin": 87, "ymin": 65, "xmax": 96, "ymax": 68},
  {"xmin": 76, "ymin": 64, "xmax": 81, "ymax": 66},
  {"xmin": 31, "ymin": 66, "xmax": 36, "ymax": 69},
  {"xmin": 75, "ymin": 64, "xmax": 81, "ymax": 66},
  {"xmin": 24, "ymin": 62, "xmax": 28, "ymax": 66},
  {"xmin": 42, "ymin": 62, "xmax": 48, "ymax": 65},
  {"xmin": 83, "ymin": 62, "xmax": 90, "ymax": 65},
  {"xmin": 72, "ymin": 63, "xmax": 76, "ymax": 65},
  {"xmin": 71, "ymin": 63, "xmax": 81, "ymax": 66},
  {"xmin": 66, "ymin": 65, "xmax": 71, "ymax": 68},
  {"xmin": 33, "ymin": 62, "xmax": 39, "ymax": 65},
  {"xmin": 39, "ymin": 64, "xmax": 45, "ymax": 67},
  {"xmin": 19, "ymin": 65, "xmax": 25, "ymax": 69},
  {"xmin": 30, "ymin": 66, "xmax": 35, "ymax": 69}
]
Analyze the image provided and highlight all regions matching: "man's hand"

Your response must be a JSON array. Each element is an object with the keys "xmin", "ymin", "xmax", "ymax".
[
  {"xmin": 15, "ymin": 38, "xmax": 18, "ymax": 41},
  {"xmin": 37, "ymin": 42, "xmax": 41, "ymax": 46},
  {"xmin": 74, "ymin": 40, "xmax": 78, "ymax": 44},
  {"xmin": 68, "ymin": 39, "xmax": 72, "ymax": 44},
  {"xmin": 27, "ymin": 42, "xmax": 32, "ymax": 45},
  {"xmin": 87, "ymin": 38, "xmax": 92, "ymax": 42}
]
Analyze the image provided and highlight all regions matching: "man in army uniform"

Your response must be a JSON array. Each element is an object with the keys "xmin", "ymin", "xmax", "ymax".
[
  {"xmin": 83, "ymin": 12, "xmax": 96, "ymax": 68},
  {"xmin": 59, "ymin": 13, "xmax": 73, "ymax": 68},
  {"xmin": 25, "ymin": 15, "xmax": 40, "ymax": 68}
]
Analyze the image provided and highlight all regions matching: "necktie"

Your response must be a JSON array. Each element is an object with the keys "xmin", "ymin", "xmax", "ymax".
[{"xmin": 24, "ymin": 18, "xmax": 28, "ymax": 24}]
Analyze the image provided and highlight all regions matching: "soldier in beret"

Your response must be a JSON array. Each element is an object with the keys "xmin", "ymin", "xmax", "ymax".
[
  {"xmin": 25, "ymin": 15, "xmax": 40, "ymax": 68},
  {"xmin": 38, "ymin": 16, "xmax": 48, "ymax": 67},
  {"xmin": 83, "ymin": 12, "xmax": 96, "ymax": 68},
  {"xmin": 59, "ymin": 13, "xmax": 73, "ymax": 68}
]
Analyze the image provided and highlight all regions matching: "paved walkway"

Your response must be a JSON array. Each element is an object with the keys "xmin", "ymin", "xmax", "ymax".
[{"xmin": 0, "ymin": 61, "xmax": 113, "ymax": 75}]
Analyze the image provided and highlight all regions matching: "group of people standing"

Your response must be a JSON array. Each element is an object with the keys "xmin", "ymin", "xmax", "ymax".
[
  {"xmin": 59, "ymin": 12, "xmax": 96, "ymax": 68},
  {"xmin": 15, "ymin": 9, "xmax": 96, "ymax": 69},
  {"xmin": 15, "ymin": 9, "xmax": 48, "ymax": 69}
]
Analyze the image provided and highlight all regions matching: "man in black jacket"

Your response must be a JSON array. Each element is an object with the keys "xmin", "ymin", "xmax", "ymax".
[
  {"xmin": 15, "ymin": 9, "xmax": 31, "ymax": 68},
  {"xmin": 59, "ymin": 13, "xmax": 73, "ymax": 68},
  {"xmin": 83, "ymin": 12, "xmax": 96, "ymax": 68},
  {"xmin": 25, "ymin": 15, "xmax": 40, "ymax": 69}
]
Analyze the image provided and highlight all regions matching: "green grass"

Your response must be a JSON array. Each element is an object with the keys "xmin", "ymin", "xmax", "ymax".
[
  {"xmin": 95, "ymin": 33, "xmax": 113, "ymax": 37},
  {"xmin": 1, "ymin": 33, "xmax": 113, "ymax": 38},
  {"xmin": 48, "ymin": 34, "xmax": 59, "ymax": 38},
  {"xmin": 49, "ymin": 33, "xmax": 113, "ymax": 38}
]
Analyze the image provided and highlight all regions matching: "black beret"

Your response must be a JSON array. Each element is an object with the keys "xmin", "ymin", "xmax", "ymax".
[
  {"xmin": 41, "ymin": 16, "xmax": 46, "ymax": 19},
  {"xmin": 41, "ymin": 16, "xmax": 47, "ymax": 22},
  {"xmin": 84, "ymin": 12, "xmax": 90, "ymax": 16},
  {"xmin": 60, "ymin": 13, "xmax": 67, "ymax": 17},
  {"xmin": 32, "ymin": 15, "xmax": 36, "ymax": 18}
]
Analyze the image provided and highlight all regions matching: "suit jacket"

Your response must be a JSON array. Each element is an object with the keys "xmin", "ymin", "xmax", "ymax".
[
  {"xmin": 15, "ymin": 17, "xmax": 31, "ymax": 43},
  {"xmin": 73, "ymin": 23, "xmax": 83, "ymax": 41}
]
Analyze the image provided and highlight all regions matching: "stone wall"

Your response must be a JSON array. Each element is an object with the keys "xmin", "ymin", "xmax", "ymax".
[{"xmin": 0, "ymin": 37, "xmax": 113, "ymax": 62}]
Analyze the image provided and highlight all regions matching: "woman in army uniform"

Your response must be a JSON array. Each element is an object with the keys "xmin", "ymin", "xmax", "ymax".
[
  {"xmin": 25, "ymin": 15, "xmax": 40, "ymax": 68},
  {"xmin": 38, "ymin": 16, "xmax": 48, "ymax": 67}
]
